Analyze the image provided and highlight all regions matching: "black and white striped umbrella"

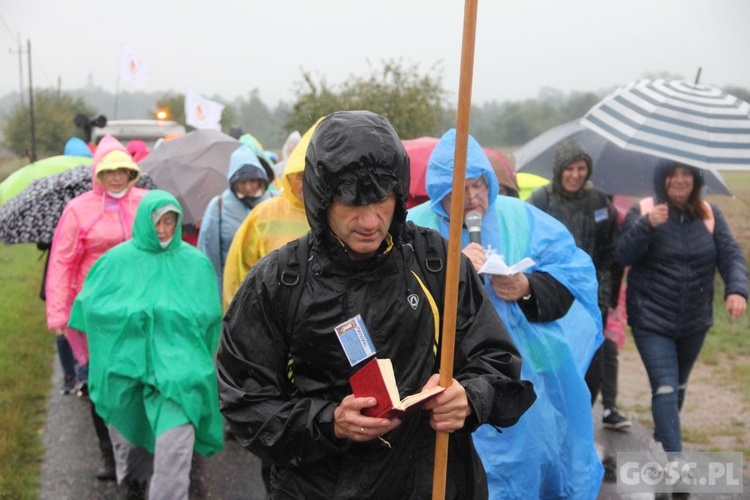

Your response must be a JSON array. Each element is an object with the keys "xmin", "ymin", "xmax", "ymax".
[{"xmin": 581, "ymin": 79, "xmax": 750, "ymax": 171}]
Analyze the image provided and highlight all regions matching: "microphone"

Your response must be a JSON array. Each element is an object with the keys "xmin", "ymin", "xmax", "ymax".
[{"xmin": 464, "ymin": 210, "xmax": 483, "ymax": 245}]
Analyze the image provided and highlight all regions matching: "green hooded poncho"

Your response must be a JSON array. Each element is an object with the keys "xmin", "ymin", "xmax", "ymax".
[{"xmin": 69, "ymin": 189, "xmax": 223, "ymax": 456}]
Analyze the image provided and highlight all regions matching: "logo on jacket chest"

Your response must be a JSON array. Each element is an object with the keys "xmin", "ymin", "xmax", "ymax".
[{"xmin": 407, "ymin": 293, "xmax": 419, "ymax": 310}]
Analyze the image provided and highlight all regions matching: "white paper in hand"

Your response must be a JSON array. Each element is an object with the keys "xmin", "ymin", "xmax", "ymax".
[{"xmin": 478, "ymin": 254, "xmax": 535, "ymax": 276}]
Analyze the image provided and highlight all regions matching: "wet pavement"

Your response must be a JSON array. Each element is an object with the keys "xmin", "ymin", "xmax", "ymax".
[
  {"xmin": 39, "ymin": 357, "xmax": 746, "ymax": 499},
  {"xmin": 38, "ymin": 359, "xmax": 266, "ymax": 499},
  {"xmin": 594, "ymin": 406, "xmax": 747, "ymax": 499}
]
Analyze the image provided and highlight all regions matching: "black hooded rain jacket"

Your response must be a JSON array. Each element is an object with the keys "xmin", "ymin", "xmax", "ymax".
[{"xmin": 216, "ymin": 111, "xmax": 535, "ymax": 499}]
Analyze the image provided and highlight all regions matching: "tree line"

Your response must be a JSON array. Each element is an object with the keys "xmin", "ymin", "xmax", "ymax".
[{"xmin": 2, "ymin": 60, "xmax": 749, "ymax": 159}]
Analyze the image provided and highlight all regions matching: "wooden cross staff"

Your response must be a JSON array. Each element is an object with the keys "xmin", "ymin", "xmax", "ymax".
[{"xmin": 432, "ymin": 0, "xmax": 479, "ymax": 498}]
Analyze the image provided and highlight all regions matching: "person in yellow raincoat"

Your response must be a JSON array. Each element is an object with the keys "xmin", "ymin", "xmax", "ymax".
[{"xmin": 222, "ymin": 119, "xmax": 322, "ymax": 310}]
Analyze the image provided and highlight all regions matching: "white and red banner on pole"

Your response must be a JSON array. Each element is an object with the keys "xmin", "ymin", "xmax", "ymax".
[
  {"xmin": 185, "ymin": 89, "xmax": 224, "ymax": 130},
  {"xmin": 119, "ymin": 45, "xmax": 150, "ymax": 89}
]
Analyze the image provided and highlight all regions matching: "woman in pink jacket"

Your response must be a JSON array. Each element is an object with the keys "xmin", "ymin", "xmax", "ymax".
[{"xmin": 45, "ymin": 134, "xmax": 147, "ymax": 481}]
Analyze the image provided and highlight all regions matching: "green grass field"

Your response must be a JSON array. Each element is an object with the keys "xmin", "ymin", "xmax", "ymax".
[{"xmin": 0, "ymin": 244, "xmax": 52, "ymax": 498}]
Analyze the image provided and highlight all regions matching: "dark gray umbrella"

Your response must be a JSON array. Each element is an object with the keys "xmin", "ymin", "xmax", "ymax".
[
  {"xmin": 0, "ymin": 165, "xmax": 157, "ymax": 245},
  {"xmin": 139, "ymin": 129, "xmax": 240, "ymax": 225},
  {"xmin": 513, "ymin": 119, "xmax": 732, "ymax": 197}
]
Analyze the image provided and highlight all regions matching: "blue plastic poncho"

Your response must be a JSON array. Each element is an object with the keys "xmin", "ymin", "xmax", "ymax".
[
  {"xmin": 198, "ymin": 145, "xmax": 270, "ymax": 293},
  {"xmin": 407, "ymin": 129, "xmax": 603, "ymax": 499}
]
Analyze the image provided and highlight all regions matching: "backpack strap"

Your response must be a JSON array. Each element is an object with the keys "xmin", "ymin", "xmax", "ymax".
[
  {"xmin": 639, "ymin": 197, "xmax": 655, "ymax": 216},
  {"xmin": 408, "ymin": 225, "xmax": 448, "ymax": 365},
  {"xmin": 217, "ymin": 195, "xmax": 225, "ymax": 269},
  {"xmin": 275, "ymin": 233, "xmax": 311, "ymax": 391},
  {"xmin": 528, "ymin": 184, "xmax": 552, "ymax": 212},
  {"xmin": 701, "ymin": 201, "xmax": 715, "ymax": 234},
  {"xmin": 277, "ymin": 233, "xmax": 311, "ymax": 342}
]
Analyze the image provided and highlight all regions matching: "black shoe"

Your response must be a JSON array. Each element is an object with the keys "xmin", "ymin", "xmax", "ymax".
[
  {"xmin": 122, "ymin": 479, "xmax": 148, "ymax": 500},
  {"xmin": 96, "ymin": 462, "xmax": 116, "ymax": 481},
  {"xmin": 602, "ymin": 455, "xmax": 617, "ymax": 483},
  {"xmin": 96, "ymin": 450, "xmax": 116, "ymax": 481},
  {"xmin": 602, "ymin": 406, "xmax": 632, "ymax": 430}
]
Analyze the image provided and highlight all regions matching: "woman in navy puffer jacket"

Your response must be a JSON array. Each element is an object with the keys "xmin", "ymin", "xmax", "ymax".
[{"xmin": 616, "ymin": 160, "xmax": 748, "ymax": 453}]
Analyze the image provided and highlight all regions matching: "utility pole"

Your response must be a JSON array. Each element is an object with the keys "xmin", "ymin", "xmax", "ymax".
[
  {"xmin": 17, "ymin": 34, "xmax": 23, "ymax": 106},
  {"xmin": 27, "ymin": 39, "xmax": 37, "ymax": 162},
  {"xmin": 8, "ymin": 33, "xmax": 25, "ymax": 106}
]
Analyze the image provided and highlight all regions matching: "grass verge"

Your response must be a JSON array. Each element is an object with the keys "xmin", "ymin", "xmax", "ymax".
[{"xmin": 0, "ymin": 244, "xmax": 52, "ymax": 499}]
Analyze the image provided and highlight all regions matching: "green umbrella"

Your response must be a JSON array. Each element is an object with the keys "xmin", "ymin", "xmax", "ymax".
[{"xmin": 0, "ymin": 155, "xmax": 93, "ymax": 207}]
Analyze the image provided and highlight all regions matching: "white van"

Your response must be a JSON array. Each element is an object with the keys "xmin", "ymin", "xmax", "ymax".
[{"xmin": 91, "ymin": 119, "xmax": 186, "ymax": 149}]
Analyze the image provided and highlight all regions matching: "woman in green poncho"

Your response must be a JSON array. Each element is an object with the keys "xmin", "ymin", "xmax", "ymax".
[{"xmin": 69, "ymin": 189, "xmax": 223, "ymax": 498}]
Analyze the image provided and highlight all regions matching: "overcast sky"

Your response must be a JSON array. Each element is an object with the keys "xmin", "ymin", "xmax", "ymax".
[{"xmin": 2, "ymin": 0, "xmax": 749, "ymax": 108}]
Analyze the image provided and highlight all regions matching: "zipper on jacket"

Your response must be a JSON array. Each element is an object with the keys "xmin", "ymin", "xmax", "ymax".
[{"xmin": 678, "ymin": 211, "xmax": 688, "ymax": 330}]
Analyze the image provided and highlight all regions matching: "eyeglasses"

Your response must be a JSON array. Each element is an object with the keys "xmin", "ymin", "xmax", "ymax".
[
  {"xmin": 464, "ymin": 178, "xmax": 488, "ymax": 199},
  {"xmin": 444, "ymin": 177, "xmax": 488, "ymax": 203},
  {"xmin": 101, "ymin": 168, "xmax": 133, "ymax": 178}
]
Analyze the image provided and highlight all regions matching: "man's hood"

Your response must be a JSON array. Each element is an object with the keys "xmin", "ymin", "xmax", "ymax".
[
  {"xmin": 303, "ymin": 110, "xmax": 410, "ymax": 246},
  {"xmin": 132, "ymin": 189, "xmax": 184, "ymax": 252},
  {"xmin": 425, "ymin": 128, "xmax": 499, "ymax": 219}
]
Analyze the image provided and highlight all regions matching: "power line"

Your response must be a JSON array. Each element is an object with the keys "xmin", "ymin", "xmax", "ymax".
[{"xmin": 0, "ymin": 15, "xmax": 16, "ymax": 38}]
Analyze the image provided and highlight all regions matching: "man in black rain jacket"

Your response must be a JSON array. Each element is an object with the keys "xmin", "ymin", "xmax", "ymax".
[{"xmin": 216, "ymin": 110, "xmax": 535, "ymax": 499}]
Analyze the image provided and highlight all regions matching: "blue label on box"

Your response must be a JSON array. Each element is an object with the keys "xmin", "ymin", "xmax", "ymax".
[{"xmin": 334, "ymin": 314, "xmax": 376, "ymax": 366}]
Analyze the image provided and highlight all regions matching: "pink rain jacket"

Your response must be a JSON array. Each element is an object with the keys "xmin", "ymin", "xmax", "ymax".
[{"xmin": 46, "ymin": 136, "xmax": 147, "ymax": 365}]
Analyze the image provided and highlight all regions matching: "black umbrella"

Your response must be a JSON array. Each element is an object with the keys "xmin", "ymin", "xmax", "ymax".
[
  {"xmin": 0, "ymin": 165, "xmax": 157, "ymax": 245},
  {"xmin": 513, "ymin": 119, "xmax": 732, "ymax": 197}
]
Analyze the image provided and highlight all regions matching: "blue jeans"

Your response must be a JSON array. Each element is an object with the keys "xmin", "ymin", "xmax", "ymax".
[
  {"xmin": 55, "ymin": 336, "xmax": 77, "ymax": 384},
  {"xmin": 631, "ymin": 327, "xmax": 708, "ymax": 452}
]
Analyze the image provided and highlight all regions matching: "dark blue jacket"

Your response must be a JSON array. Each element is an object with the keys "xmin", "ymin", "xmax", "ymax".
[{"xmin": 616, "ymin": 162, "xmax": 748, "ymax": 336}]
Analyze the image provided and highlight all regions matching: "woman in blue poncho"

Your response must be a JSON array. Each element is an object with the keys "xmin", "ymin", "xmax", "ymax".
[{"xmin": 407, "ymin": 129, "xmax": 604, "ymax": 499}]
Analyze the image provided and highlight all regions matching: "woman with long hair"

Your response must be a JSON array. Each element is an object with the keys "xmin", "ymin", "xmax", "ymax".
[{"xmin": 616, "ymin": 160, "xmax": 748, "ymax": 454}]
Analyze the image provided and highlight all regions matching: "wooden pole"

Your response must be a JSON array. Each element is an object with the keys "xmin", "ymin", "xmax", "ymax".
[{"xmin": 432, "ymin": 0, "xmax": 479, "ymax": 498}]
